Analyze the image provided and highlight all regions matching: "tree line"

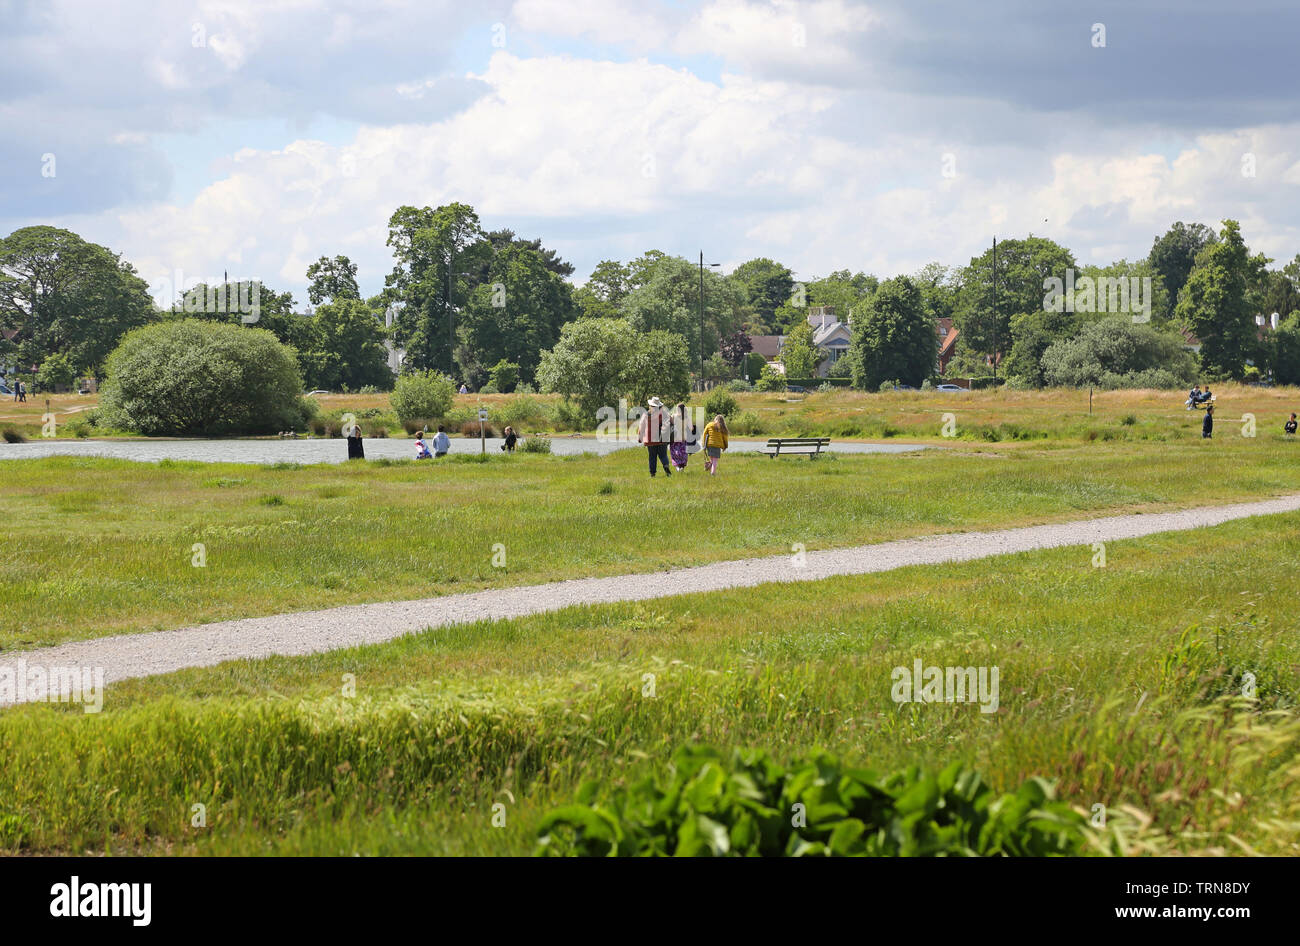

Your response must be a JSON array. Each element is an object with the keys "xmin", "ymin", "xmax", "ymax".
[{"xmin": 4, "ymin": 209, "xmax": 1299, "ymax": 401}]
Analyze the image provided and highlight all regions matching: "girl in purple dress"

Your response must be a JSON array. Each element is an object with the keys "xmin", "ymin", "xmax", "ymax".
[{"xmin": 669, "ymin": 403, "xmax": 694, "ymax": 471}]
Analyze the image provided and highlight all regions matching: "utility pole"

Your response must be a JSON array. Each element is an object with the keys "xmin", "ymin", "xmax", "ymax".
[
  {"xmin": 446, "ymin": 249, "xmax": 454, "ymax": 376},
  {"xmin": 699, "ymin": 251, "xmax": 705, "ymax": 387},
  {"xmin": 991, "ymin": 237, "xmax": 998, "ymax": 385},
  {"xmin": 697, "ymin": 252, "xmax": 721, "ymax": 391}
]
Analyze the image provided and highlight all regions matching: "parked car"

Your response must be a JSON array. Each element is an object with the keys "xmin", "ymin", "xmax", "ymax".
[
  {"xmin": 893, "ymin": 384, "xmax": 916, "ymax": 391},
  {"xmin": 934, "ymin": 384, "xmax": 968, "ymax": 392},
  {"xmin": 785, "ymin": 385, "xmax": 806, "ymax": 393}
]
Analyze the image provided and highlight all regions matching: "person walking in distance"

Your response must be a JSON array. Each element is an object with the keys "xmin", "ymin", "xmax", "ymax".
[
  {"xmin": 638, "ymin": 396, "xmax": 672, "ymax": 477},
  {"xmin": 1285, "ymin": 412, "xmax": 1297, "ymax": 437},
  {"xmin": 1202, "ymin": 404, "xmax": 1214, "ymax": 439},
  {"xmin": 701, "ymin": 413, "xmax": 729, "ymax": 475}
]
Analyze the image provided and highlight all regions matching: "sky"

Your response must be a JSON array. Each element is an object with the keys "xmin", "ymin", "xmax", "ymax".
[{"xmin": 5, "ymin": 0, "xmax": 1300, "ymax": 308}]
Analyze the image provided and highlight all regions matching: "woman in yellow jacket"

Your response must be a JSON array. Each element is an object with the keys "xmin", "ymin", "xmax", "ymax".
[{"xmin": 701, "ymin": 414, "xmax": 729, "ymax": 476}]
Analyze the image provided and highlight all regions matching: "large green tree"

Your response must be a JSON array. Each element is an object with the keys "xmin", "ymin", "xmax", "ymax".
[
  {"xmin": 303, "ymin": 298, "xmax": 391, "ymax": 392},
  {"xmin": 953, "ymin": 236, "xmax": 1076, "ymax": 376},
  {"xmin": 731, "ymin": 258, "xmax": 794, "ymax": 330},
  {"xmin": 1174, "ymin": 220, "xmax": 1268, "ymax": 379},
  {"xmin": 536, "ymin": 318, "xmax": 640, "ymax": 420},
  {"xmin": 306, "ymin": 255, "xmax": 360, "ymax": 306},
  {"xmin": 0, "ymin": 226, "xmax": 154, "ymax": 376},
  {"xmin": 781, "ymin": 320, "xmax": 818, "ymax": 378},
  {"xmin": 1258, "ymin": 255, "xmax": 1300, "ymax": 323},
  {"xmin": 457, "ymin": 242, "xmax": 576, "ymax": 387},
  {"xmin": 845, "ymin": 275, "xmax": 937, "ymax": 389},
  {"xmin": 573, "ymin": 260, "xmax": 632, "ymax": 320},
  {"xmin": 622, "ymin": 254, "xmax": 746, "ymax": 376},
  {"xmin": 478, "ymin": 229, "xmax": 574, "ymax": 280},
  {"xmin": 384, "ymin": 203, "xmax": 489, "ymax": 375},
  {"xmin": 1149, "ymin": 222, "xmax": 1218, "ymax": 310}
]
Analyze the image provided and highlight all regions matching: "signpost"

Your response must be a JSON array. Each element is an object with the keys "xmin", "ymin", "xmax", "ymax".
[{"xmin": 479, "ymin": 407, "xmax": 488, "ymax": 455}]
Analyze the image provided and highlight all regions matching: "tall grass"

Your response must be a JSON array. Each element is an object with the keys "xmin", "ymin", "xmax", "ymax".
[{"xmin": 3, "ymin": 512, "xmax": 1298, "ymax": 855}]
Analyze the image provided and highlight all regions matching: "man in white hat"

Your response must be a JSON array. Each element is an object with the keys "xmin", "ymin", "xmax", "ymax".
[{"xmin": 638, "ymin": 396, "xmax": 672, "ymax": 477}]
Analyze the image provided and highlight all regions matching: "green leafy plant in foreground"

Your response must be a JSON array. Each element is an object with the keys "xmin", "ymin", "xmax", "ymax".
[{"xmin": 536, "ymin": 745, "xmax": 1092, "ymax": 857}]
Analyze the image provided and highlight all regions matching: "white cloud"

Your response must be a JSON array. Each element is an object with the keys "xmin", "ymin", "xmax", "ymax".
[{"xmin": 9, "ymin": 3, "xmax": 1300, "ymax": 301}]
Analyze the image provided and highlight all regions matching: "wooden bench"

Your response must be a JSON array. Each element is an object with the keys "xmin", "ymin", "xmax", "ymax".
[{"xmin": 760, "ymin": 437, "xmax": 831, "ymax": 457}]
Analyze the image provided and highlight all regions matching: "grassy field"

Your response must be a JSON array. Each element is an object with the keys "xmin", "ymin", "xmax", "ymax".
[
  {"xmin": 3, "ymin": 388, "xmax": 1299, "ymax": 856},
  {"xmin": 5, "ymin": 383, "xmax": 1299, "ymax": 444},
  {"xmin": 2, "ymin": 511, "xmax": 1297, "ymax": 855},
  {"xmin": 3, "ymin": 433, "xmax": 1300, "ymax": 649}
]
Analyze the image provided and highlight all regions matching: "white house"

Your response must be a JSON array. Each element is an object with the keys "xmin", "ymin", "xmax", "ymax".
[{"xmin": 806, "ymin": 306, "xmax": 852, "ymax": 377}]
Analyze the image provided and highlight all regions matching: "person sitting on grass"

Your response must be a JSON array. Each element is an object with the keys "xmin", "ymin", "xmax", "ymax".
[
  {"xmin": 701, "ymin": 413, "xmax": 729, "ymax": 476},
  {"xmin": 432, "ymin": 425, "xmax": 451, "ymax": 458},
  {"xmin": 414, "ymin": 433, "xmax": 432, "ymax": 459},
  {"xmin": 1202, "ymin": 404, "xmax": 1214, "ymax": 439},
  {"xmin": 502, "ymin": 426, "xmax": 518, "ymax": 452},
  {"xmin": 1286, "ymin": 412, "xmax": 1297, "ymax": 436}
]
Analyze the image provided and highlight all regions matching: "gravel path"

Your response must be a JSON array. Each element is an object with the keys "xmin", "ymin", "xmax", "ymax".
[{"xmin": 5, "ymin": 494, "xmax": 1299, "ymax": 707}]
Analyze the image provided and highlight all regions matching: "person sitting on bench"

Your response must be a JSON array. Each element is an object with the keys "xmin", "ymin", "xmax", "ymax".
[{"xmin": 1185, "ymin": 384, "xmax": 1201, "ymax": 409}]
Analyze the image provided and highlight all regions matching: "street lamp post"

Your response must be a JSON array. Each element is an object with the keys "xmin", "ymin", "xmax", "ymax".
[{"xmin": 698, "ymin": 251, "xmax": 721, "ymax": 390}]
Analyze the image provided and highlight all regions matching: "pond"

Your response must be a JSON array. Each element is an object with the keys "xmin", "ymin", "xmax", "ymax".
[{"xmin": 1, "ymin": 436, "xmax": 931, "ymax": 465}]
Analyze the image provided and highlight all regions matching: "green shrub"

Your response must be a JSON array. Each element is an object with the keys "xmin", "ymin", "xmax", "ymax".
[
  {"xmin": 729, "ymin": 410, "xmax": 764, "ymax": 436},
  {"xmin": 36, "ymin": 352, "xmax": 78, "ymax": 391},
  {"xmin": 98, "ymin": 320, "xmax": 310, "ymax": 436},
  {"xmin": 703, "ymin": 389, "xmax": 738, "ymax": 419},
  {"xmin": 480, "ymin": 384, "xmax": 500, "ymax": 395},
  {"xmin": 755, "ymin": 364, "xmax": 785, "ymax": 392},
  {"xmin": 488, "ymin": 359, "xmax": 520, "ymax": 393},
  {"xmin": 390, "ymin": 370, "xmax": 455, "ymax": 426},
  {"xmin": 443, "ymin": 406, "xmax": 477, "ymax": 429},
  {"xmin": 550, "ymin": 399, "xmax": 589, "ymax": 432},
  {"xmin": 520, "ymin": 435, "xmax": 552, "ymax": 454},
  {"xmin": 2, "ymin": 428, "xmax": 26, "ymax": 443},
  {"xmin": 498, "ymin": 394, "xmax": 546, "ymax": 431},
  {"xmin": 536, "ymin": 745, "xmax": 1091, "ymax": 857}
]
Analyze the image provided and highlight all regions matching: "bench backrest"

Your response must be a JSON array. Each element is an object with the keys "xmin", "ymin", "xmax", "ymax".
[{"xmin": 766, "ymin": 438, "xmax": 830, "ymax": 445}]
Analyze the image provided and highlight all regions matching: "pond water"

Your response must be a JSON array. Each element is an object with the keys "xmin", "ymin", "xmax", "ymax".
[{"xmin": 1, "ymin": 436, "xmax": 930, "ymax": 465}]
